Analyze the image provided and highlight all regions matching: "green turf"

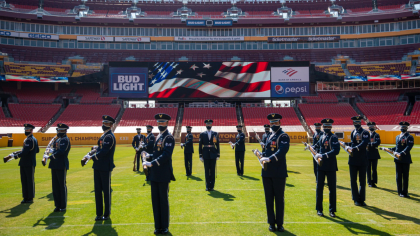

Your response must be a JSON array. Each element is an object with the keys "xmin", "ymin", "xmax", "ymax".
[{"xmin": 0, "ymin": 143, "xmax": 419, "ymax": 235}]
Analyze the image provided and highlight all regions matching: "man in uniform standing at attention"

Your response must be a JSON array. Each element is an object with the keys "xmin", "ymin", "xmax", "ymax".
[
  {"xmin": 312, "ymin": 123, "xmax": 324, "ymax": 181},
  {"xmin": 11, "ymin": 124, "xmax": 39, "ymax": 204},
  {"xmin": 132, "ymin": 128, "xmax": 146, "ymax": 172},
  {"xmin": 261, "ymin": 124, "xmax": 271, "ymax": 152},
  {"xmin": 181, "ymin": 126, "xmax": 194, "ymax": 176},
  {"xmin": 233, "ymin": 125, "xmax": 246, "ymax": 176},
  {"xmin": 143, "ymin": 114, "xmax": 176, "ymax": 235},
  {"xmin": 46, "ymin": 123, "xmax": 71, "ymax": 212},
  {"xmin": 389, "ymin": 121, "xmax": 414, "ymax": 198},
  {"xmin": 313, "ymin": 119, "xmax": 340, "ymax": 217},
  {"xmin": 345, "ymin": 115, "xmax": 369, "ymax": 206},
  {"xmin": 84, "ymin": 115, "xmax": 116, "ymax": 221},
  {"xmin": 257, "ymin": 114, "xmax": 289, "ymax": 232},
  {"xmin": 366, "ymin": 122, "xmax": 381, "ymax": 188},
  {"xmin": 199, "ymin": 119, "xmax": 220, "ymax": 191},
  {"xmin": 144, "ymin": 125, "xmax": 155, "ymax": 181}
]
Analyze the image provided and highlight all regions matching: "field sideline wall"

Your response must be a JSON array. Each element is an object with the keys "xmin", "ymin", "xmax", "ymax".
[{"xmin": 2, "ymin": 131, "xmax": 418, "ymax": 147}]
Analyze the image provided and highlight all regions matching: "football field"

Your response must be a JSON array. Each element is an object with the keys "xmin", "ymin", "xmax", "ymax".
[{"xmin": 0, "ymin": 144, "xmax": 419, "ymax": 236}]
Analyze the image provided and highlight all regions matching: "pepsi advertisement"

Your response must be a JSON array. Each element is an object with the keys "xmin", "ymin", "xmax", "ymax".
[
  {"xmin": 109, "ymin": 67, "xmax": 148, "ymax": 98},
  {"xmin": 271, "ymin": 82, "xmax": 310, "ymax": 97}
]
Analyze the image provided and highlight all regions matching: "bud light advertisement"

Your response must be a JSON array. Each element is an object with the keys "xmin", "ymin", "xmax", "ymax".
[
  {"xmin": 271, "ymin": 82, "xmax": 309, "ymax": 97},
  {"xmin": 109, "ymin": 67, "xmax": 148, "ymax": 98}
]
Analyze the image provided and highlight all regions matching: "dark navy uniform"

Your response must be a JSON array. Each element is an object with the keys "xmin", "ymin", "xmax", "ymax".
[
  {"xmin": 132, "ymin": 130, "xmax": 146, "ymax": 172},
  {"xmin": 144, "ymin": 126, "xmax": 155, "ymax": 181},
  {"xmin": 199, "ymin": 120, "xmax": 220, "ymax": 190},
  {"xmin": 91, "ymin": 116, "xmax": 116, "ymax": 219},
  {"xmin": 234, "ymin": 125, "xmax": 246, "ymax": 176},
  {"xmin": 260, "ymin": 114, "xmax": 289, "ymax": 231},
  {"xmin": 183, "ymin": 127, "xmax": 194, "ymax": 176},
  {"xmin": 366, "ymin": 122, "xmax": 381, "ymax": 187},
  {"xmin": 147, "ymin": 113, "xmax": 175, "ymax": 233},
  {"xmin": 313, "ymin": 119, "xmax": 340, "ymax": 214},
  {"xmin": 312, "ymin": 123, "xmax": 324, "ymax": 179},
  {"xmin": 261, "ymin": 124, "xmax": 271, "ymax": 153},
  {"xmin": 348, "ymin": 116, "xmax": 370, "ymax": 205},
  {"xmin": 17, "ymin": 124, "xmax": 39, "ymax": 202},
  {"xmin": 389, "ymin": 122, "xmax": 414, "ymax": 197},
  {"xmin": 48, "ymin": 124, "xmax": 71, "ymax": 210}
]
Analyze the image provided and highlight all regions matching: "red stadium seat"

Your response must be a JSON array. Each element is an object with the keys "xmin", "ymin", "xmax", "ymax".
[
  {"xmin": 183, "ymin": 108, "xmax": 237, "ymax": 126},
  {"xmin": 118, "ymin": 108, "xmax": 178, "ymax": 127},
  {"xmin": 53, "ymin": 104, "xmax": 121, "ymax": 127},
  {"xmin": 242, "ymin": 107, "xmax": 300, "ymax": 126}
]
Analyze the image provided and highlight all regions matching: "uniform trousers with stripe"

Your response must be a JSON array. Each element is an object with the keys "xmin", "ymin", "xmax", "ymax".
[
  {"xmin": 94, "ymin": 170, "xmax": 112, "ymax": 216},
  {"xmin": 262, "ymin": 177, "xmax": 286, "ymax": 227},
  {"xmin": 20, "ymin": 166, "xmax": 35, "ymax": 200},
  {"xmin": 151, "ymin": 181, "xmax": 170, "ymax": 229},
  {"xmin": 51, "ymin": 169, "xmax": 67, "ymax": 209}
]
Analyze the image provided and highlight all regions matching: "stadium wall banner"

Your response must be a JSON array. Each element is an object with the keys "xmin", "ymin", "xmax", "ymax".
[
  {"xmin": 5, "ymin": 75, "xmax": 68, "ymax": 82},
  {"xmin": 77, "ymin": 36, "xmax": 114, "ymax": 42},
  {"xmin": 345, "ymin": 74, "xmax": 420, "ymax": 82},
  {"xmin": 271, "ymin": 67, "xmax": 310, "ymax": 82},
  {"xmin": 148, "ymin": 62, "xmax": 271, "ymax": 98},
  {"xmin": 181, "ymin": 133, "xmax": 238, "ymax": 143},
  {"xmin": 271, "ymin": 82, "xmax": 310, "ymax": 98},
  {"xmin": 0, "ymin": 30, "xmax": 19, "ymax": 37},
  {"xmin": 186, "ymin": 20, "xmax": 206, "ymax": 26},
  {"xmin": 109, "ymin": 67, "xmax": 148, "ymax": 98},
  {"xmin": 174, "ymin": 36, "xmax": 244, "ymax": 41},
  {"xmin": 114, "ymin": 37, "xmax": 151, "ymax": 42},
  {"xmin": 213, "ymin": 20, "xmax": 233, "ymax": 26},
  {"xmin": 19, "ymin": 32, "xmax": 59, "ymax": 40},
  {"xmin": 249, "ymin": 132, "xmax": 308, "ymax": 143},
  {"xmin": 267, "ymin": 36, "xmax": 340, "ymax": 42}
]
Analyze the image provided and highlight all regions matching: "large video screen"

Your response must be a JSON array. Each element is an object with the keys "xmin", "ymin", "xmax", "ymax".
[
  {"xmin": 4, "ymin": 75, "xmax": 68, "ymax": 83},
  {"xmin": 345, "ymin": 74, "xmax": 420, "ymax": 82},
  {"xmin": 148, "ymin": 62, "xmax": 271, "ymax": 98}
]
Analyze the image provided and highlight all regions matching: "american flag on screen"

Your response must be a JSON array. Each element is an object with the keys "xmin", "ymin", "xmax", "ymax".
[
  {"xmin": 148, "ymin": 62, "xmax": 271, "ymax": 98},
  {"xmin": 282, "ymin": 68, "xmax": 298, "ymax": 77}
]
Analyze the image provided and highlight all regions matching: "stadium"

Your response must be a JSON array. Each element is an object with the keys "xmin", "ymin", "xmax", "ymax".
[{"xmin": 0, "ymin": 0, "xmax": 419, "ymax": 235}]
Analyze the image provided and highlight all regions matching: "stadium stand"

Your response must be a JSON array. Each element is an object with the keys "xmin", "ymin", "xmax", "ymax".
[
  {"xmin": 1, "ymin": 83, "xmax": 72, "ymax": 103},
  {"xmin": 405, "ymin": 102, "xmax": 420, "ymax": 124},
  {"xmin": 3, "ymin": 62, "xmax": 71, "ymax": 77},
  {"xmin": 357, "ymin": 102, "xmax": 408, "ymax": 125},
  {"xmin": 347, "ymin": 63, "xmax": 411, "ymax": 76},
  {"xmin": 52, "ymin": 104, "xmax": 121, "ymax": 127},
  {"xmin": 315, "ymin": 65, "xmax": 346, "ymax": 77},
  {"xmin": 358, "ymin": 90, "xmax": 401, "ymax": 102},
  {"xmin": 1, "ymin": 103, "xmax": 61, "ymax": 127},
  {"xmin": 302, "ymin": 92, "xmax": 338, "ymax": 103},
  {"xmin": 183, "ymin": 107, "xmax": 237, "ymax": 127},
  {"xmin": 242, "ymin": 107, "xmax": 300, "ymax": 126},
  {"xmin": 299, "ymin": 103, "xmax": 363, "ymax": 127}
]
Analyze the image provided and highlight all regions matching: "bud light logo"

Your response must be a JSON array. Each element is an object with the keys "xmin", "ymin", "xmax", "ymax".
[
  {"xmin": 109, "ymin": 67, "xmax": 149, "ymax": 98},
  {"xmin": 275, "ymin": 85, "xmax": 284, "ymax": 94}
]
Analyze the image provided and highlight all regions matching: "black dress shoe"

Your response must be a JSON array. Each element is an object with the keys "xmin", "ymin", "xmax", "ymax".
[
  {"xmin": 54, "ymin": 208, "xmax": 60, "ymax": 212},
  {"xmin": 95, "ymin": 216, "xmax": 103, "ymax": 221},
  {"xmin": 372, "ymin": 184, "xmax": 377, "ymax": 188},
  {"xmin": 368, "ymin": 184, "xmax": 373, "ymax": 187},
  {"xmin": 317, "ymin": 211, "xmax": 324, "ymax": 216},
  {"xmin": 206, "ymin": 188, "xmax": 209, "ymax": 191},
  {"xmin": 102, "ymin": 215, "xmax": 110, "ymax": 220},
  {"xmin": 161, "ymin": 228, "xmax": 169, "ymax": 234},
  {"xmin": 25, "ymin": 199, "xmax": 34, "ymax": 203},
  {"xmin": 277, "ymin": 225, "xmax": 284, "ymax": 232},
  {"xmin": 330, "ymin": 212, "xmax": 336, "ymax": 218},
  {"xmin": 154, "ymin": 229, "xmax": 161, "ymax": 235},
  {"xmin": 354, "ymin": 201, "xmax": 361, "ymax": 206},
  {"xmin": 360, "ymin": 202, "xmax": 367, "ymax": 206},
  {"xmin": 405, "ymin": 195, "xmax": 410, "ymax": 198},
  {"xmin": 60, "ymin": 208, "xmax": 66, "ymax": 212},
  {"xmin": 209, "ymin": 188, "xmax": 214, "ymax": 191},
  {"xmin": 21, "ymin": 199, "xmax": 26, "ymax": 204},
  {"xmin": 269, "ymin": 225, "xmax": 276, "ymax": 232}
]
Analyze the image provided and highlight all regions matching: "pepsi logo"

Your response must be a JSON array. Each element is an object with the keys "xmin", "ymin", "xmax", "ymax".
[{"xmin": 275, "ymin": 85, "xmax": 284, "ymax": 94}]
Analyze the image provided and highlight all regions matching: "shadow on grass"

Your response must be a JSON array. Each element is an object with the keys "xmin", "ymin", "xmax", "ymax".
[
  {"xmin": 0, "ymin": 203, "xmax": 31, "ymax": 218},
  {"xmin": 271, "ymin": 228, "xmax": 297, "ymax": 236},
  {"xmin": 208, "ymin": 190, "xmax": 235, "ymax": 201},
  {"xmin": 325, "ymin": 215, "xmax": 392, "ymax": 235},
  {"xmin": 240, "ymin": 175, "xmax": 259, "ymax": 181},
  {"xmin": 376, "ymin": 187, "xmax": 420, "ymax": 203},
  {"xmin": 135, "ymin": 170, "xmax": 146, "ymax": 176},
  {"xmin": 38, "ymin": 193, "xmax": 54, "ymax": 202},
  {"xmin": 287, "ymin": 170, "xmax": 301, "ymax": 174},
  {"xmin": 286, "ymin": 183, "xmax": 295, "ymax": 188},
  {"xmin": 337, "ymin": 185, "xmax": 351, "ymax": 191},
  {"xmin": 364, "ymin": 206, "xmax": 420, "ymax": 224},
  {"xmin": 33, "ymin": 211, "xmax": 66, "ymax": 230},
  {"xmin": 187, "ymin": 175, "xmax": 203, "ymax": 181},
  {"xmin": 82, "ymin": 219, "xmax": 118, "ymax": 236}
]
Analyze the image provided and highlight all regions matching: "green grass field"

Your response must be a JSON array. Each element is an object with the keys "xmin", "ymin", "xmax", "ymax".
[{"xmin": 0, "ymin": 144, "xmax": 419, "ymax": 236}]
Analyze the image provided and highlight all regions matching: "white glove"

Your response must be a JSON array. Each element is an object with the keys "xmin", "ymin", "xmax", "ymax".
[
  {"xmin": 144, "ymin": 161, "xmax": 152, "ymax": 167},
  {"xmin": 259, "ymin": 142, "xmax": 265, "ymax": 146},
  {"xmin": 145, "ymin": 153, "xmax": 151, "ymax": 158},
  {"xmin": 217, "ymin": 157, "xmax": 220, "ymax": 160},
  {"xmin": 181, "ymin": 143, "xmax": 184, "ymax": 147},
  {"xmin": 315, "ymin": 154, "xmax": 322, "ymax": 159},
  {"xmin": 253, "ymin": 150, "xmax": 259, "ymax": 155},
  {"xmin": 394, "ymin": 152, "xmax": 400, "ymax": 156},
  {"xmin": 43, "ymin": 154, "xmax": 49, "ymax": 160},
  {"xmin": 135, "ymin": 147, "xmax": 140, "ymax": 152},
  {"xmin": 200, "ymin": 158, "xmax": 204, "ymax": 163},
  {"xmin": 346, "ymin": 146, "xmax": 353, "ymax": 152},
  {"xmin": 260, "ymin": 157, "xmax": 270, "ymax": 163},
  {"xmin": 84, "ymin": 154, "xmax": 92, "ymax": 160}
]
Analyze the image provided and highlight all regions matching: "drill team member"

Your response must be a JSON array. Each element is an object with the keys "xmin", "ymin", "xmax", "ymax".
[
  {"xmin": 181, "ymin": 126, "xmax": 194, "ymax": 176},
  {"xmin": 258, "ymin": 114, "xmax": 290, "ymax": 232},
  {"xmin": 143, "ymin": 114, "xmax": 176, "ymax": 235},
  {"xmin": 132, "ymin": 128, "xmax": 146, "ymax": 172},
  {"xmin": 46, "ymin": 123, "xmax": 71, "ymax": 212},
  {"xmin": 389, "ymin": 122, "xmax": 414, "ymax": 198},
  {"xmin": 233, "ymin": 125, "xmax": 246, "ymax": 176},
  {"xmin": 313, "ymin": 119, "xmax": 340, "ymax": 217},
  {"xmin": 312, "ymin": 123, "xmax": 324, "ymax": 180},
  {"xmin": 199, "ymin": 119, "xmax": 220, "ymax": 191},
  {"xmin": 366, "ymin": 122, "xmax": 381, "ymax": 188},
  {"xmin": 261, "ymin": 125, "xmax": 271, "ymax": 152}
]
